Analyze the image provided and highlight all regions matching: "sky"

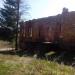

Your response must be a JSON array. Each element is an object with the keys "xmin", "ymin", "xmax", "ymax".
[
  {"xmin": 0, "ymin": 0, "xmax": 75, "ymax": 20},
  {"xmin": 28, "ymin": 0, "xmax": 75, "ymax": 20},
  {"xmin": 0, "ymin": 0, "xmax": 3, "ymax": 8}
]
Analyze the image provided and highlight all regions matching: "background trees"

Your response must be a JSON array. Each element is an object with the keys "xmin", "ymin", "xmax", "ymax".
[
  {"xmin": 0, "ymin": 0, "xmax": 17, "ymax": 29},
  {"xmin": 0, "ymin": 0, "xmax": 29, "ymax": 29},
  {"xmin": 0, "ymin": 0, "xmax": 29, "ymax": 49}
]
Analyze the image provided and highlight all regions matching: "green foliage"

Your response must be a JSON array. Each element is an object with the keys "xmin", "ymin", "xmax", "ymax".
[
  {"xmin": 0, "ymin": 0, "xmax": 17, "ymax": 29},
  {"xmin": 0, "ymin": 0, "xmax": 29, "ymax": 41}
]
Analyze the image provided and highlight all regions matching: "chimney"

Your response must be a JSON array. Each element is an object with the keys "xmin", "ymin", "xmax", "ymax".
[{"xmin": 62, "ymin": 7, "xmax": 68, "ymax": 14}]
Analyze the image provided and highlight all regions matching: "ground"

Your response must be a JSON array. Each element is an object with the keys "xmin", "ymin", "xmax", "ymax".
[
  {"xmin": 0, "ymin": 52, "xmax": 75, "ymax": 75},
  {"xmin": 0, "ymin": 40, "xmax": 13, "ymax": 49},
  {"xmin": 0, "ymin": 40, "xmax": 75, "ymax": 75}
]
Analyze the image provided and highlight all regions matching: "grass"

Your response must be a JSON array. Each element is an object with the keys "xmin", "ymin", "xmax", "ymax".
[{"xmin": 0, "ymin": 54, "xmax": 75, "ymax": 75}]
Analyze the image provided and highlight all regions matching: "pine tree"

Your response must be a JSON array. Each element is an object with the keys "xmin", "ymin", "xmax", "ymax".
[
  {"xmin": 0, "ymin": 0, "xmax": 29, "ymax": 50},
  {"xmin": 0, "ymin": 0, "xmax": 17, "ymax": 29}
]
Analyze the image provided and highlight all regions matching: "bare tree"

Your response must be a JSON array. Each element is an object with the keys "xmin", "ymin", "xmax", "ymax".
[{"xmin": 15, "ymin": 0, "xmax": 29, "ymax": 50}]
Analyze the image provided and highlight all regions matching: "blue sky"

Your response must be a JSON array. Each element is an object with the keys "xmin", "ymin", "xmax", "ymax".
[
  {"xmin": 28, "ymin": 0, "xmax": 75, "ymax": 20},
  {"xmin": 0, "ymin": 0, "xmax": 75, "ymax": 20}
]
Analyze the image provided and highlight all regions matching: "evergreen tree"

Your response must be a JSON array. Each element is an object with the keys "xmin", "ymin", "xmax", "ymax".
[
  {"xmin": 0, "ymin": 0, "xmax": 17, "ymax": 29},
  {"xmin": 0, "ymin": 0, "xmax": 29, "ymax": 49}
]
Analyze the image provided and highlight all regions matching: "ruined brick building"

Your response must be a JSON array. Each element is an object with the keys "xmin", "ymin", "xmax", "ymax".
[{"xmin": 20, "ymin": 8, "xmax": 75, "ymax": 49}]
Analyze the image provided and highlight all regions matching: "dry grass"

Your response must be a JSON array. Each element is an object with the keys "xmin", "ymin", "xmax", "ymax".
[
  {"xmin": 0, "ymin": 54, "xmax": 75, "ymax": 75},
  {"xmin": 0, "ymin": 40, "xmax": 13, "ymax": 48}
]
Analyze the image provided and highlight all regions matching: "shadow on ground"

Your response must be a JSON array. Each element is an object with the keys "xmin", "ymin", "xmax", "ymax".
[
  {"xmin": 46, "ymin": 50, "xmax": 75, "ymax": 66},
  {"xmin": 0, "ymin": 47, "xmax": 75, "ymax": 67}
]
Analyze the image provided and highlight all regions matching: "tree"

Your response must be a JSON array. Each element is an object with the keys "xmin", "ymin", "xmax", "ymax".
[
  {"xmin": 15, "ymin": 0, "xmax": 29, "ymax": 50},
  {"xmin": 0, "ymin": 0, "xmax": 17, "ymax": 29},
  {"xmin": 0, "ymin": 0, "xmax": 29, "ymax": 28},
  {"xmin": 0, "ymin": 0, "xmax": 29, "ymax": 50}
]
